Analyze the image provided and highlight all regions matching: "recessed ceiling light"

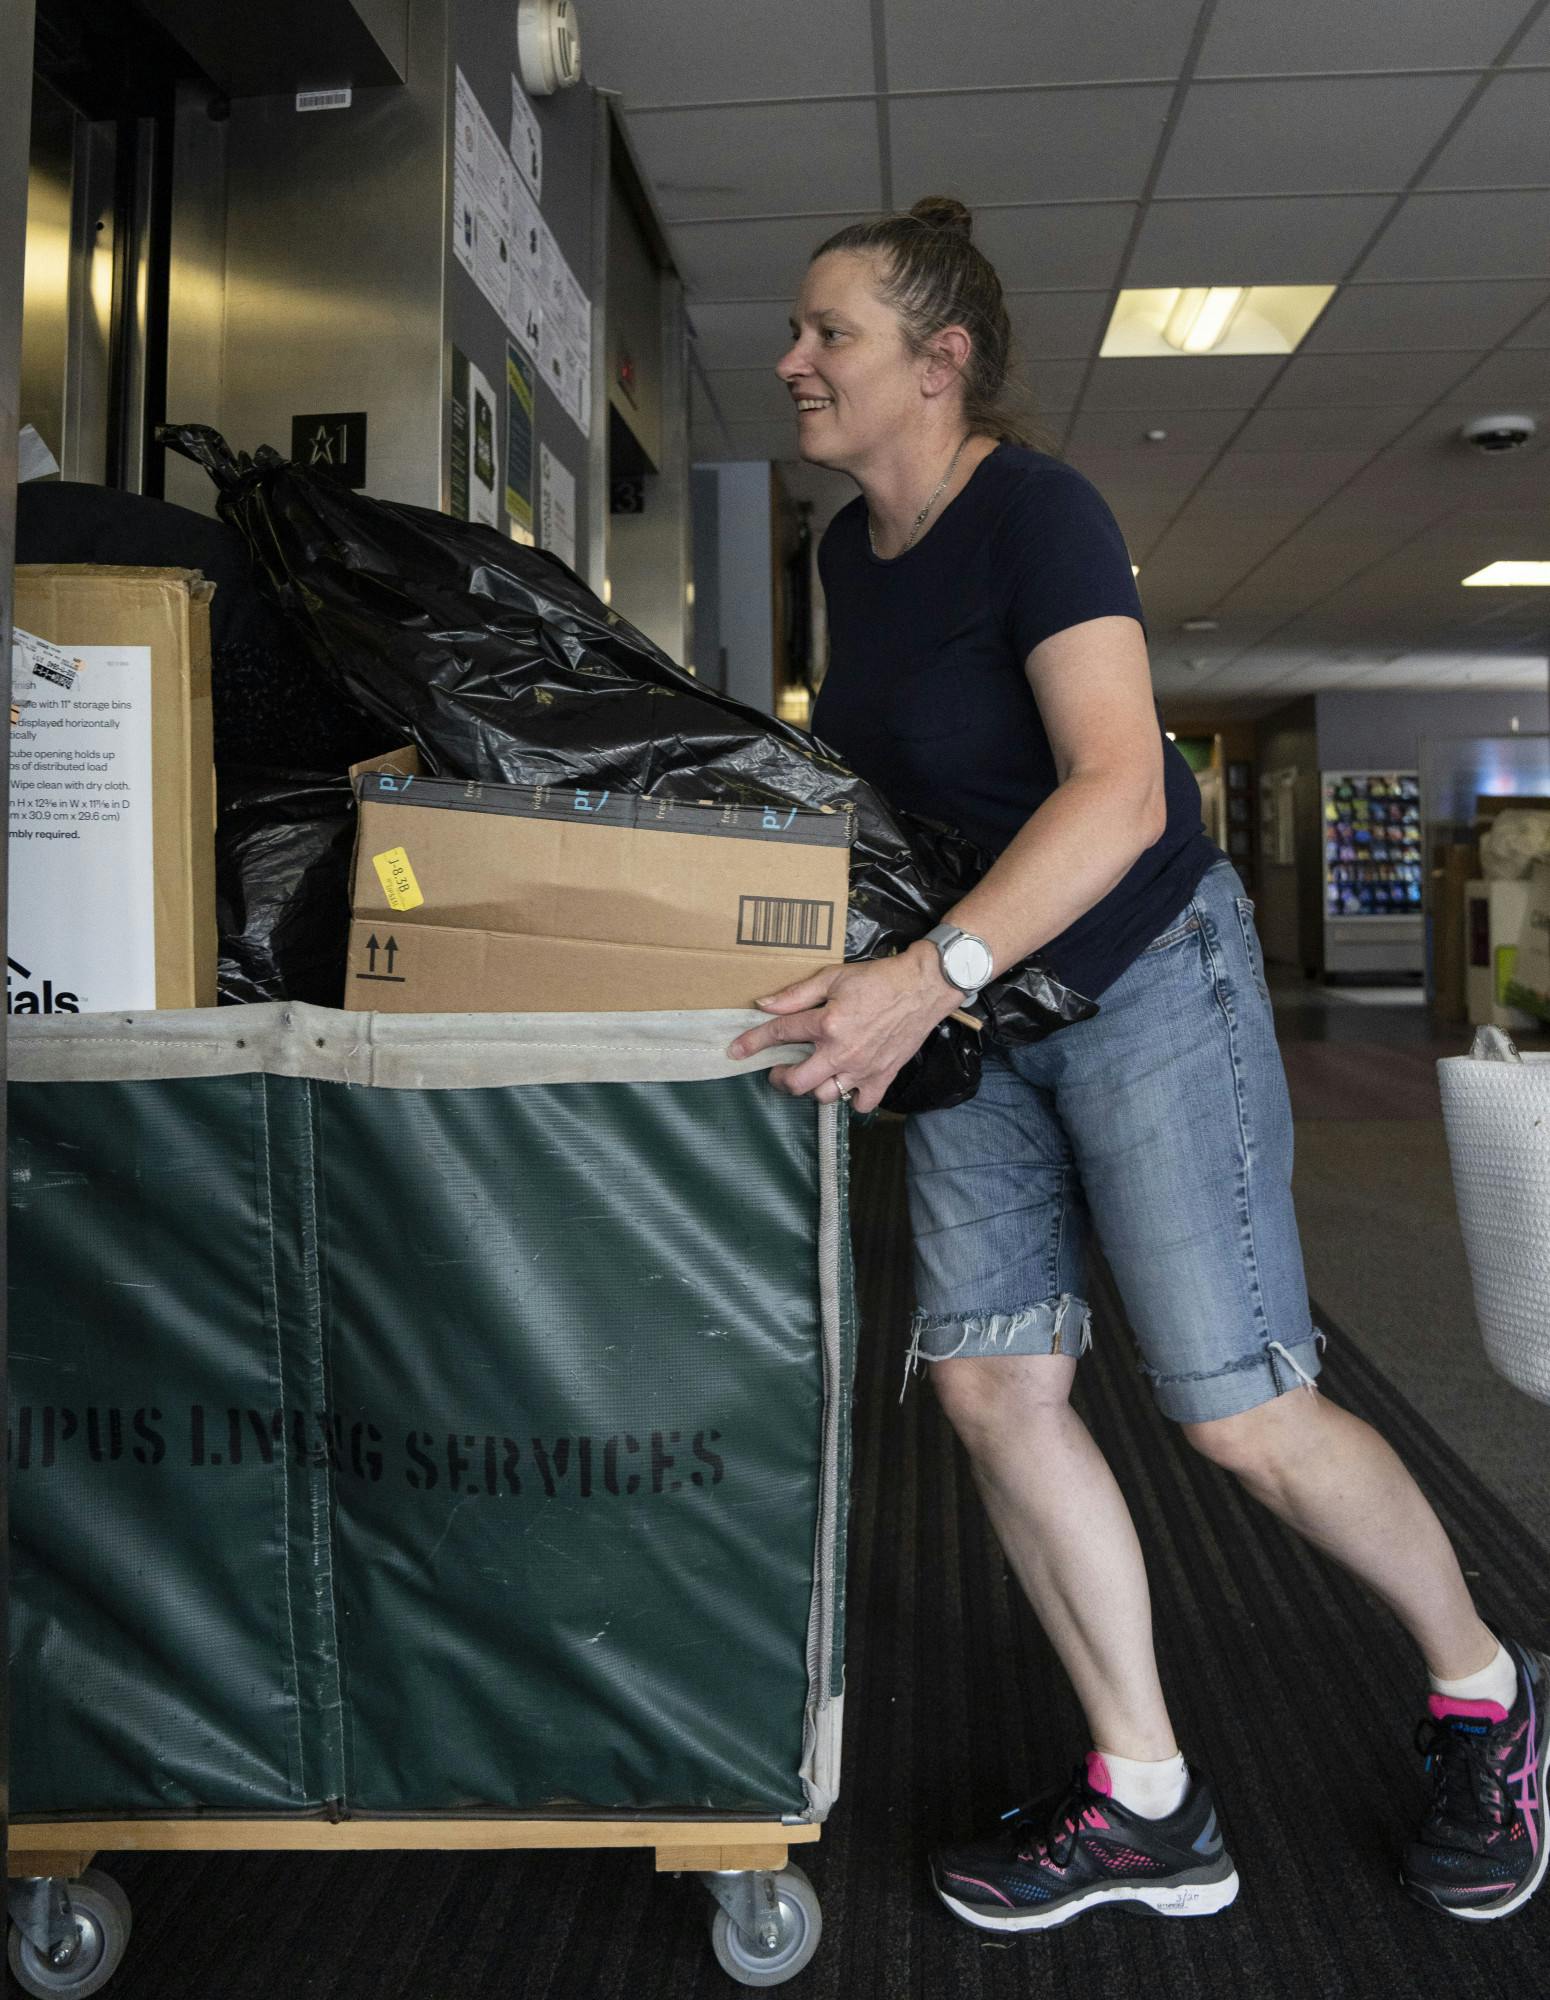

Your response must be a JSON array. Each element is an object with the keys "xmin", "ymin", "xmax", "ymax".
[
  {"xmin": 1462, "ymin": 561, "xmax": 1550, "ymax": 586},
  {"xmin": 1163, "ymin": 288, "xmax": 1246, "ymax": 353},
  {"xmin": 1101, "ymin": 284, "xmax": 1337, "ymax": 359},
  {"xmin": 1181, "ymin": 617, "xmax": 1219, "ymax": 632}
]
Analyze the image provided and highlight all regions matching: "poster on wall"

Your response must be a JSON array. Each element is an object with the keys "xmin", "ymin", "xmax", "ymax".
[
  {"xmin": 450, "ymin": 347, "xmax": 501, "ymax": 528},
  {"xmin": 451, "ymin": 70, "xmax": 478, "ymax": 279},
  {"xmin": 510, "ymin": 73, "xmax": 542, "ymax": 197},
  {"xmin": 539, "ymin": 443, "xmax": 576, "ymax": 572},
  {"xmin": 452, "ymin": 67, "xmax": 516, "ymax": 323},
  {"xmin": 505, "ymin": 343, "xmax": 536, "ymax": 543},
  {"xmin": 507, "ymin": 175, "xmax": 543, "ymax": 359},
  {"xmin": 536, "ymin": 219, "xmax": 592, "ymax": 439}
]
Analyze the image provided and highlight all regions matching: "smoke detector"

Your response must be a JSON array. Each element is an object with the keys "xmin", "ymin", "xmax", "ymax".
[
  {"xmin": 1459, "ymin": 413, "xmax": 1536, "ymax": 454},
  {"xmin": 518, "ymin": 0, "xmax": 582, "ymax": 95}
]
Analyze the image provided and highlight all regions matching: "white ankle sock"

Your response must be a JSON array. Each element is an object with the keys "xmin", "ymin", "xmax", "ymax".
[
  {"xmin": 1429, "ymin": 1635, "xmax": 1517, "ymax": 1712},
  {"xmin": 1095, "ymin": 1750, "xmax": 1190, "ymax": 1820}
]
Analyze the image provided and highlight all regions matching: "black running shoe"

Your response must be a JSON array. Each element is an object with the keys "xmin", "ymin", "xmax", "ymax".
[
  {"xmin": 931, "ymin": 1753, "xmax": 1239, "ymax": 1933},
  {"xmin": 1402, "ymin": 1636, "xmax": 1550, "ymax": 1921}
]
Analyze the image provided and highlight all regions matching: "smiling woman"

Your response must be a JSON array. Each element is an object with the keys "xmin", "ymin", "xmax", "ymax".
[{"xmin": 726, "ymin": 193, "xmax": 1547, "ymax": 1945}]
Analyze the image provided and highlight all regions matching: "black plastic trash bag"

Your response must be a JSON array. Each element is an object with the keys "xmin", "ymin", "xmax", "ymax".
[
  {"xmin": 217, "ymin": 772, "xmax": 355, "ymax": 1005},
  {"xmin": 163, "ymin": 425, "xmax": 1096, "ymax": 1106}
]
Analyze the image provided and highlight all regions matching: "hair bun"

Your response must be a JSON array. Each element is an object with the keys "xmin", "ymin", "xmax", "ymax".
[{"xmin": 909, "ymin": 195, "xmax": 973, "ymax": 240}]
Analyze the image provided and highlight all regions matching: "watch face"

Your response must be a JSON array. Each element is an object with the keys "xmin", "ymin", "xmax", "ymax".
[{"xmin": 944, "ymin": 935, "xmax": 993, "ymax": 990}]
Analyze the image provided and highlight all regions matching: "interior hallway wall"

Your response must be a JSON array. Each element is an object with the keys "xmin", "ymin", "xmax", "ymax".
[
  {"xmin": 1316, "ymin": 688, "xmax": 1550, "ymax": 771},
  {"xmin": 707, "ymin": 460, "xmax": 774, "ymax": 716}
]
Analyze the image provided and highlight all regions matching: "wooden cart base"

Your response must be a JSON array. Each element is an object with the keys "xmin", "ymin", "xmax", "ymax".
[
  {"xmin": 7, "ymin": 1814, "xmax": 818, "ymax": 1878},
  {"xmin": 6, "ymin": 1818, "xmax": 826, "ymax": 1992}
]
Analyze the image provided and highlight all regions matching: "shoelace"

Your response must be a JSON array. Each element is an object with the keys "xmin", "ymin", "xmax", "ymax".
[
  {"xmin": 1414, "ymin": 1717, "xmax": 1510, "ymax": 1831},
  {"xmin": 1001, "ymin": 1764, "xmax": 1096, "ymax": 1869}
]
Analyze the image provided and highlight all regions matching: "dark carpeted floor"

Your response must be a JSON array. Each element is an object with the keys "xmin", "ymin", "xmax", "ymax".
[{"xmin": 75, "ymin": 1121, "xmax": 1550, "ymax": 1997}]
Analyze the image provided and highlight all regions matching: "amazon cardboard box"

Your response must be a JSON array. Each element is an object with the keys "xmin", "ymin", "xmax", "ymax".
[
  {"xmin": 10, "ymin": 565, "xmax": 216, "ymax": 1012},
  {"xmin": 345, "ymin": 771, "xmax": 849, "ymax": 1012}
]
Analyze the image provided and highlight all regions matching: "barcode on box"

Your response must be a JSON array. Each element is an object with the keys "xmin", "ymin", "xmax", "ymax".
[
  {"xmin": 738, "ymin": 895, "xmax": 835, "ymax": 951},
  {"xmin": 297, "ymin": 88, "xmax": 353, "ymax": 112}
]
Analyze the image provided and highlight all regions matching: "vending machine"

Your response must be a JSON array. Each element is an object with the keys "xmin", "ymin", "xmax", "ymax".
[{"xmin": 1322, "ymin": 769, "xmax": 1425, "ymax": 978}]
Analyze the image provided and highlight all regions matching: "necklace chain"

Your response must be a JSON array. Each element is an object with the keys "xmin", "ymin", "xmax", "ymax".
[{"xmin": 868, "ymin": 432, "xmax": 974, "ymax": 558}]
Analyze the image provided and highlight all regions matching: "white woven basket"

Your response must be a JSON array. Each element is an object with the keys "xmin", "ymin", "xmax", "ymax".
[{"xmin": 1438, "ymin": 1026, "xmax": 1550, "ymax": 1405}]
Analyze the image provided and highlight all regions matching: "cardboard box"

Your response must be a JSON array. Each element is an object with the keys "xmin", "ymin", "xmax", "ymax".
[
  {"xmin": 11, "ymin": 566, "xmax": 217, "ymax": 1012},
  {"xmin": 345, "ymin": 772, "xmax": 849, "ymax": 1013}
]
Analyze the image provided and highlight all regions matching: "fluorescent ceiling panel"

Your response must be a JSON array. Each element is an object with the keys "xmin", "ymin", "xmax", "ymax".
[
  {"xmin": 1462, "ymin": 562, "xmax": 1550, "ymax": 586},
  {"xmin": 1101, "ymin": 285, "xmax": 1336, "ymax": 357}
]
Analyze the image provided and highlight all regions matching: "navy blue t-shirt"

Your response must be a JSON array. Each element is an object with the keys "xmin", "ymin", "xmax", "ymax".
[{"xmin": 812, "ymin": 443, "xmax": 1221, "ymax": 1001}]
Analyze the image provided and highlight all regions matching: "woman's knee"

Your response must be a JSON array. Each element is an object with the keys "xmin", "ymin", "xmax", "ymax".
[
  {"xmin": 931, "ymin": 1352, "xmax": 1079, "ymax": 1441},
  {"xmin": 1181, "ymin": 1382, "xmax": 1324, "ymax": 1477}
]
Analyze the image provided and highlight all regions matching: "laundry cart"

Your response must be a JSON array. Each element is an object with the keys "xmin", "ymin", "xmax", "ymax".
[{"xmin": 5, "ymin": 1004, "xmax": 854, "ymax": 1992}]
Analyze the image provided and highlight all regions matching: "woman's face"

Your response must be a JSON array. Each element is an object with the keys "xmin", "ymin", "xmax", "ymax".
[{"xmin": 776, "ymin": 251, "xmax": 921, "ymax": 471}]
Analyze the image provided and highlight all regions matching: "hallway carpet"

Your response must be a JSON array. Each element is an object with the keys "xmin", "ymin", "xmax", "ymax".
[{"xmin": 80, "ymin": 1121, "xmax": 1550, "ymax": 1999}]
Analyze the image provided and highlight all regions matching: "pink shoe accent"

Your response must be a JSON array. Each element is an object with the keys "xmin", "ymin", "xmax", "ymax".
[
  {"xmin": 1082, "ymin": 1807, "xmax": 1110, "ymax": 1830},
  {"xmin": 1428, "ymin": 1695, "xmax": 1509, "ymax": 1723},
  {"xmin": 1085, "ymin": 1752, "xmax": 1113, "ymax": 1795},
  {"xmin": 945, "ymin": 1872, "xmax": 1015, "ymax": 1907}
]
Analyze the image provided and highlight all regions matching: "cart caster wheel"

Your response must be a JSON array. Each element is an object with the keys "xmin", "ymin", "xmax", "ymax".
[
  {"xmin": 708, "ymin": 1864, "xmax": 822, "ymax": 1987},
  {"xmin": 7, "ymin": 1870, "xmax": 132, "ymax": 1998}
]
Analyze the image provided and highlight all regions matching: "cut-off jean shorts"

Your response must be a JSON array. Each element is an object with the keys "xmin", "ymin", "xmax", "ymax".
[{"xmin": 904, "ymin": 859, "xmax": 1325, "ymax": 1425}]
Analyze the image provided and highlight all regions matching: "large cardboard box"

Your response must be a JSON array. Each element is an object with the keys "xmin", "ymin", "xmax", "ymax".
[
  {"xmin": 11, "ymin": 566, "xmax": 217, "ymax": 1012},
  {"xmin": 345, "ymin": 772, "xmax": 849, "ymax": 1012}
]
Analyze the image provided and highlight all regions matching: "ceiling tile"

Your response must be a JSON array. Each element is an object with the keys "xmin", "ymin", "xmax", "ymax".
[
  {"xmin": 1066, "ymin": 407, "xmax": 1253, "ymax": 451},
  {"xmin": 882, "ymin": 0, "xmax": 1201, "ymax": 92},
  {"xmin": 703, "ymin": 369, "xmax": 800, "ymax": 424},
  {"xmin": 1005, "ymin": 291, "xmax": 1113, "ymax": 358},
  {"xmin": 1197, "ymin": 449, "xmax": 1374, "ymax": 498},
  {"xmin": 971, "ymin": 203, "xmax": 1137, "ymax": 288},
  {"xmin": 1506, "ymin": 10, "xmax": 1550, "ymax": 64},
  {"xmin": 1230, "ymin": 404, "xmax": 1426, "ymax": 450},
  {"xmin": 1196, "ymin": 0, "xmax": 1531, "ymax": 76},
  {"xmin": 1127, "ymin": 196, "xmax": 1394, "ymax": 286},
  {"xmin": 579, "ymin": 0, "xmax": 876, "ymax": 107},
  {"xmin": 670, "ymin": 213, "xmax": 871, "ymax": 300},
  {"xmin": 1062, "ymin": 446, "xmax": 1220, "ymax": 496},
  {"xmin": 1420, "ymin": 71, "xmax": 1550, "ymax": 189},
  {"xmin": 1262, "ymin": 351, "xmax": 1477, "ymax": 407},
  {"xmin": 1017, "ymin": 358, "xmax": 1088, "ymax": 407},
  {"xmin": 1082, "ymin": 354, "xmax": 1286, "ymax": 409},
  {"xmin": 1155, "ymin": 76, "xmax": 1478, "ymax": 199},
  {"xmin": 890, "ymin": 86, "xmax": 1172, "ymax": 204},
  {"xmin": 1302, "ymin": 281, "xmax": 1550, "ymax": 353},
  {"xmin": 625, "ymin": 101, "xmax": 881, "ymax": 222},
  {"xmin": 1443, "ymin": 349, "xmax": 1550, "ymax": 404},
  {"xmin": 689, "ymin": 300, "xmax": 803, "ymax": 370},
  {"xmin": 1507, "ymin": 298, "xmax": 1550, "ymax": 346},
  {"xmin": 1353, "ymin": 190, "xmax": 1550, "ymax": 279}
]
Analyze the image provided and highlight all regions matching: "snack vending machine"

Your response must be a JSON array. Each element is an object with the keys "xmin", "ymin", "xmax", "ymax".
[{"xmin": 1322, "ymin": 769, "xmax": 1424, "ymax": 978}]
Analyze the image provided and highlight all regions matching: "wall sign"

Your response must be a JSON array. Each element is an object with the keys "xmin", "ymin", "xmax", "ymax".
[{"xmin": 291, "ymin": 412, "xmax": 368, "ymax": 488}]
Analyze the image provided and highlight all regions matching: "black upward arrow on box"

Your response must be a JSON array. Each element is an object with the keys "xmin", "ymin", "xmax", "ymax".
[{"xmin": 359, "ymin": 935, "xmax": 405, "ymax": 982}]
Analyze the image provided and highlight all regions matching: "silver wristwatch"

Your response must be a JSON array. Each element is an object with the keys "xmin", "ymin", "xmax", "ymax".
[{"xmin": 925, "ymin": 923, "xmax": 994, "ymax": 1005}]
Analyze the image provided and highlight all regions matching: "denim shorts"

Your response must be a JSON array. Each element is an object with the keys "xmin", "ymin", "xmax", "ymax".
[{"xmin": 903, "ymin": 859, "xmax": 1325, "ymax": 1425}]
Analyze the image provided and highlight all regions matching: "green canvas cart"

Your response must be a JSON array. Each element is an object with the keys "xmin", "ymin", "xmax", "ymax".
[{"xmin": 6, "ymin": 1003, "xmax": 855, "ymax": 1991}]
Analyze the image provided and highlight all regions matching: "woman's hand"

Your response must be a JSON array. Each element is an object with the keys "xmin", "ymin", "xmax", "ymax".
[{"xmin": 725, "ymin": 946, "xmax": 959, "ymax": 1114}]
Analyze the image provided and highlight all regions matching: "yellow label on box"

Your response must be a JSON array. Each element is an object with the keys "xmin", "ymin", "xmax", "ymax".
[{"xmin": 373, "ymin": 845, "xmax": 424, "ymax": 911}]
